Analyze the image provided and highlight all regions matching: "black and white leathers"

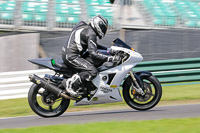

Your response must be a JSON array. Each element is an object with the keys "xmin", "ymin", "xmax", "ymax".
[{"xmin": 62, "ymin": 21, "xmax": 109, "ymax": 81}]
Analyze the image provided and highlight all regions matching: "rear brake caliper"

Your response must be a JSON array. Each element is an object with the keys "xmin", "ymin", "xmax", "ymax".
[{"xmin": 42, "ymin": 90, "xmax": 57, "ymax": 106}]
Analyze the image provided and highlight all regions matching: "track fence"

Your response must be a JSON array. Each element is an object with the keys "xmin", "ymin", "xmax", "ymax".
[{"xmin": 0, "ymin": 0, "xmax": 117, "ymax": 31}]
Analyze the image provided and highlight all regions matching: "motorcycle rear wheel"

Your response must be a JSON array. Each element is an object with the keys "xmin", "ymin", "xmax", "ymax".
[
  {"xmin": 123, "ymin": 75, "xmax": 162, "ymax": 111},
  {"xmin": 28, "ymin": 84, "xmax": 70, "ymax": 117}
]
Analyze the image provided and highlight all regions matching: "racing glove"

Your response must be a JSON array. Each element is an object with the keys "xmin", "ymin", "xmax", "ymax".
[
  {"xmin": 107, "ymin": 55, "xmax": 121, "ymax": 63},
  {"xmin": 107, "ymin": 48, "xmax": 118, "ymax": 55}
]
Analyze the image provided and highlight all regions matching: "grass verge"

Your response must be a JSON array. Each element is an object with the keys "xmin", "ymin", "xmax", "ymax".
[
  {"xmin": 0, "ymin": 83, "xmax": 200, "ymax": 118},
  {"xmin": 1, "ymin": 117, "xmax": 200, "ymax": 133}
]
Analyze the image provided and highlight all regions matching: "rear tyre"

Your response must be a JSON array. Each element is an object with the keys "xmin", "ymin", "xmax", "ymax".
[
  {"xmin": 28, "ymin": 84, "xmax": 70, "ymax": 117},
  {"xmin": 123, "ymin": 75, "xmax": 162, "ymax": 111}
]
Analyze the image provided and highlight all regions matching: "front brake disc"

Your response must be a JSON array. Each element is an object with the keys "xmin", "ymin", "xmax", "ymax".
[{"xmin": 133, "ymin": 82, "xmax": 153, "ymax": 102}]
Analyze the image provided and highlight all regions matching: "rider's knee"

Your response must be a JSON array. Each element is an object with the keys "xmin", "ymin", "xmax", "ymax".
[{"xmin": 89, "ymin": 66, "xmax": 98, "ymax": 78}]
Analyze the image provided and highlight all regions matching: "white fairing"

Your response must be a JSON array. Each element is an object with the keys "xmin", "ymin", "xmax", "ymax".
[{"xmin": 74, "ymin": 46, "xmax": 143, "ymax": 106}]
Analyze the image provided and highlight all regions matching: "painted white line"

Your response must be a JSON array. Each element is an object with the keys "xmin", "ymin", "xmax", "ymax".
[{"xmin": 0, "ymin": 115, "xmax": 37, "ymax": 120}]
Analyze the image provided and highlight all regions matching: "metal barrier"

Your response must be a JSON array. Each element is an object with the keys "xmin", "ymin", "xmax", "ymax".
[
  {"xmin": 0, "ymin": 69, "xmax": 54, "ymax": 100},
  {"xmin": 134, "ymin": 57, "xmax": 200, "ymax": 83}
]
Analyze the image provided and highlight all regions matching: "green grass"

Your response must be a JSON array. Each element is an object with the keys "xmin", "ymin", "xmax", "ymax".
[
  {"xmin": 0, "ymin": 83, "xmax": 200, "ymax": 118},
  {"xmin": 0, "ymin": 98, "xmax": 34, "ymax": 117},
  {"xmin": 1, "ymin": 117, "xmax": 200, "ymax": 133},
  {"xmin": 161, "ymin": 83, "xmax": 200, "ymax": 101}
]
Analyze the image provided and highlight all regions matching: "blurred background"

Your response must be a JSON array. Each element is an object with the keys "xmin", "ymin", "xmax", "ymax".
[
  {"xmin": 0, "ymin": 0, "xmax": 199, "ymax": 72},
  {"xmin": 0, "ymin": 1, "xmax": 200, "ymax": 129}
]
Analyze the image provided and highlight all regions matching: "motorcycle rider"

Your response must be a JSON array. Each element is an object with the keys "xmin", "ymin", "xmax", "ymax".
[{"xmin": 62, "ymin": 15, "xmax": 120, "ymax": 96}]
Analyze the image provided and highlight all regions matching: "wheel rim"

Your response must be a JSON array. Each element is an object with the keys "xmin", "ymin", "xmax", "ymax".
[
  {"xmin": 128, "ymin": 78, "xmax": 158, "ymax": 106},
  {"xmin": 32, "ymin": 86, "xmax": 66, "ymax": 115}
]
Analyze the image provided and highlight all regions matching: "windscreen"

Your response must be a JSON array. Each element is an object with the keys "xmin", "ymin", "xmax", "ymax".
[{"xmin": 113, "ymin": 38, "xmax": 131, "ymax": 50}]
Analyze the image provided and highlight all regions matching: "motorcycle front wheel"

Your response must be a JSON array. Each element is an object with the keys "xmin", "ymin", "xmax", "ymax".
[
  {"xmin": 28, "ymin": 84, "xmax": 70, "ymax": 117},
  {"xmin": 123, "ymin": 75, "xmax": 162, "ymax": 111}
]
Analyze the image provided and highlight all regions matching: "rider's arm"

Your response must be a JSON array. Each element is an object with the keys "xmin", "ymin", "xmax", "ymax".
[
  {"xmin": 97, "ymin": 44, "xmax": 107, "ymax": 50},
  {"xmin": 87, "ymin": 35, "xmax": 109, "ymax": 61}
]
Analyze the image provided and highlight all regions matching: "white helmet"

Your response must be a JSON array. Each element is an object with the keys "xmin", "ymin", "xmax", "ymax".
[{"xmin": 90, "ymin": 15, "xmax": 108, "ymax": 39}]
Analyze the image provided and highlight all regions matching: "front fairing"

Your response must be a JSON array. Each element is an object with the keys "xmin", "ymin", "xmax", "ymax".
[
  {"xmin": 111, "ymin": 38, "xmax": 143, "ymax": 63},
  {"xmin": 110, "ymin": 46, "xmax": 143, "ymax": 64}
]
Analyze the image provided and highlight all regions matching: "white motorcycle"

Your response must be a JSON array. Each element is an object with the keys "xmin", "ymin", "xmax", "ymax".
[{"xmin": 28, "ymin": 38, "xmax": 162, "ymax": 117}]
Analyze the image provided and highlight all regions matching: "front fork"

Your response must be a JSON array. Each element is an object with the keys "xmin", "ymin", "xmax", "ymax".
[{"xmin": 129, "ymin": 72, "xmax": 145, "ymax": 96}]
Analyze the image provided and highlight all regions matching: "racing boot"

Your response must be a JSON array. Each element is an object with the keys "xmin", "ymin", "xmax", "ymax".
[{"xmin": 65, "ymin": 74, "xmax": 82, "ymax": 97}]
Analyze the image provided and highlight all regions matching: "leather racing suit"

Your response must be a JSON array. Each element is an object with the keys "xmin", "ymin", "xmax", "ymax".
[{"xmin": 62, "ymin": 21, "xmax": 110, "ymax": 82}]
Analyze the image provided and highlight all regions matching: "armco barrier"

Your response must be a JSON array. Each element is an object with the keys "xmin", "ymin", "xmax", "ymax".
[
  {"xmin": 0, "ymin": 69, "xmax": 54, "ymax": 100},
  {"xmin": 1, "ymin": 57, "xmax": 200, "ymax": 100},
  {"xmin": 134, "ymin": 57, "xmax": 200, "ymax": 83}
]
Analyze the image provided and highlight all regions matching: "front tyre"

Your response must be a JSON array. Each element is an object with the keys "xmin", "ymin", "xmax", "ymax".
[
  {"xmin": 123, "ymin": 75, "xmax": 162, "ymax": 111},
  {"xmin": 28, "ymin": 84, "xmax": 70, "ymax": 117}
]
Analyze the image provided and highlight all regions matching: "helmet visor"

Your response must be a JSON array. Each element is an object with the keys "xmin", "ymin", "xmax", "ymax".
[{"xmin": 99, "ymin": 21, "xmax": 108, "ymax": 36}]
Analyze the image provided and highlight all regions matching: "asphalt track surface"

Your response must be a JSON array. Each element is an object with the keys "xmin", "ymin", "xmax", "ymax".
[{"xmin": 0, "ymin": 104, "xmax": 200, "ymax": 129}]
